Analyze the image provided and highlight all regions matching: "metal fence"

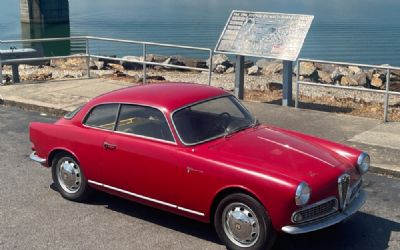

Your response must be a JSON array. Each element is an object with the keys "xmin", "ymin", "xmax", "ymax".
[
  {"xmin": 295, "ymin": 58, "xmax": 400, "ymax": 122},
  {"xmin": 0, "ymin": 36, "xmax": 213, "ymax": 85}
]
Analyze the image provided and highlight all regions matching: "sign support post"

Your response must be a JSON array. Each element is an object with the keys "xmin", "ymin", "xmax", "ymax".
[
  {"xmin": 282, "ymin": 60, "xmax": 293, "ymax": 106},
  {"xmin": 235, "ymin": 55, "xmax": 245, "ymax": 100}
]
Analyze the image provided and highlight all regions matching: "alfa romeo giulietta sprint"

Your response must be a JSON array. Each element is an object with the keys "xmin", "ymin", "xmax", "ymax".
[{"xmin": 29, "ymin": 83, "xmax": 369, "ymax": 250}]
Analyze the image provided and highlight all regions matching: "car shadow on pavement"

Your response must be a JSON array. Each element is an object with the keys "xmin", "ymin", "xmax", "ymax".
[
  {"xmin": 50, "ymin": 184, "xmax": 399, "ymax": 249},
  {"xmin": 273, "ymin": 212, "xmax": 400, "ymax": 250},
  {"xmin": 85, "ymin": 190, "xmax": 222, "ymax": 245}
]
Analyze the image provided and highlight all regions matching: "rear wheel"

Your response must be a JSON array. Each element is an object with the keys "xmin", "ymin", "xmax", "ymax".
[
  {"xmin": 214, "ymin": 193, "xmax": 275, "ymax": 250},
  {"xmin": 52, "ymin": 154, "xmax": 92, "ymax": 201}
]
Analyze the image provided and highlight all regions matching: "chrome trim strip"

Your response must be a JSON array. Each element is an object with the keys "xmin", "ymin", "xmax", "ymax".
[
  {"xmin": 291, "ymin": 196, "xmax": 338, "ymax": 223},
  {"xmin": 81, "ymin": 102, "xmax": 177, "ymax": 145},
  {"xmin": 338, "ymin": 174, "xmax": 351, "ymax": 210},
  {"xmin": 88, "ymin": 180, "xmax": 205, "ymax": 216},
  {"xmin": 282, "ymin": 190, "xmax": 367, "ymax": 234},
  {"xmin": 30, "ymin": 152, "xmax": 47, "ymax": 164}
]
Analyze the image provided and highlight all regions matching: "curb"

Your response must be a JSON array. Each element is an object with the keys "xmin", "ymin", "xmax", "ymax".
[
  {"xmin": 1, "ymin": 97, "xmax": 399, "ymax": 178},
  {"xmin": 370, "ymin": 165, "xmax": 400, "ymax": 179},
  {"xmin": 0, "ymin": 99, "xmax": 68, "ymax": 117}
]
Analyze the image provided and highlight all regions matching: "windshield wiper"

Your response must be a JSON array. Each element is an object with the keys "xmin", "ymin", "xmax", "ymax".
[{"xmin": 224, "ymin": 123, "xmax": 252, "ymax": 138}]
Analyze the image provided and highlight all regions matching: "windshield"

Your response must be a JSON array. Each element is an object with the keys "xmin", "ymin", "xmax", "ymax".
[{"xmin": 172, "ymin": 96, "xmax": 256, "ymax": 145}]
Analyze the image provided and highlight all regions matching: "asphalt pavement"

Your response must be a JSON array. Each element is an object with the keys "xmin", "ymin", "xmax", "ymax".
[{"xmin": 0, "ymin": 105, "xmax": 399, "ymax": 250}]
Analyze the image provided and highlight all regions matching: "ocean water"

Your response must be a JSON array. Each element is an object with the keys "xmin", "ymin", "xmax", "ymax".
[{"xmin": 1, "ymin": 0, "xmax": 400, "ymax": 66}]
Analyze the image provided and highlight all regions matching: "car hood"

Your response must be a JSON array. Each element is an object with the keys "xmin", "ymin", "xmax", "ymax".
[{"xmin": 207, "ymin": 126, "xmax": 346, "ymax": 181}]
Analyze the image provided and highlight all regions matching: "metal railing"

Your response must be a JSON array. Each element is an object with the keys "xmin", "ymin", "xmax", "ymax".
[
  {"xmin": 0, "ymin": 36, "xmax": 213, "ymax": 85},
  {"xmin": 295, "ymin": 58, "xmax": 400, "ymax": 122}
]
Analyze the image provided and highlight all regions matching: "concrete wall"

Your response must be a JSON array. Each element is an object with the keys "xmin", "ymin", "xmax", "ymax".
[{"xmin": 20, "ymin": 0, "xmax": 69, "ymax": 24}]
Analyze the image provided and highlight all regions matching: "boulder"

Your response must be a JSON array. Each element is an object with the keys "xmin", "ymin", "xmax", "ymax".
[
  {"xmin": 266, "ymin": 82, "xmax": 282, "ymax": 91},
  {"xmin": 226, "ymin": 67, "xmax": 235, "ymax": 74},
  {"xmin": 215, "ymin": 64, "xmax": 226, "ymax": 74},
  {"xmin": 314, "ymin": 63, "xmax": 336, "ymax": 73},
  {"xmin": 348, "ymin": 66, "xmax": 362, "ymax": 74},
  {"xmin": 163, "ymin": 57, "xmax": 185, "ymax": 66},
  {"xmin": 247, "ymin": 65, "xmax": 259, "ymax": 75},
  {"xmin": 261, "ymin": 62, "xmax": 283, "ymax": 75},
  {"xmin": 299, "ymin": 62, "xmax": 316, "ymax": 76},
  {"xmin": 108, "ymin": 63, "xmax": 124, "ymax": 71},
  {"xmin": 317, "ymin": 70, "xmax": 332, "ymax": 84},
  {"xmin": 94, "ymin": 61, "xmax": 105, "ymax": 70},
  {"xmin": 121, "ymin": 56, "xmax": 143, "ymax": 70},
  {"xmin": 244, "ymin": 60, "xmax": 255, "ymax": 69},
  {"xmin": 340, "ymin": 76, "xmax": 358, "ymax": 86},
  {"xmin": 371, "ymin": 74, "xmax": 384, "ymax": 88},
  {"xmin": 354, "ymin": 72, "xmax": 367, "ymax": 86},
  {"xmin": 206, "ymin": 54, "xmax": 232, "ymax": 70},
  {"xmin": 256, "ymin": 59, "xmax": 273, "ymax": 69}
]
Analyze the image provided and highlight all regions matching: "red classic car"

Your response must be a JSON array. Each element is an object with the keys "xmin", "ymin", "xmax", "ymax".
[{"xmin": 29, "ymin": 83, "xmax": 369, "ymax": 250}]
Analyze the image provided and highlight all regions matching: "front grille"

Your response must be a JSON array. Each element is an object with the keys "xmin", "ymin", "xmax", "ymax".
[
  {"xmin": 291, "ymin": 197, "xmax": 338, "ymax": 224},
  {"xmin": 350, "ymin": 179, "xmax": 362, "ymax": 202}
]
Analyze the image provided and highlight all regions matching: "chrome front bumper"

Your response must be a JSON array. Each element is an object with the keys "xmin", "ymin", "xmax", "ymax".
[
  {"xmin": 281, "ymin": 190, "xmax": 367, "ymax": 234},
  {"xmin": 30, "ymin": 151, "xmax": 47, "ymax": 164}
]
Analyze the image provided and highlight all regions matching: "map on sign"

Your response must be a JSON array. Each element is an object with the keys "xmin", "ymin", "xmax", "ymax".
[{"xmin": 215, "ymin": 11, "xmax": 314, "ymax": 61}]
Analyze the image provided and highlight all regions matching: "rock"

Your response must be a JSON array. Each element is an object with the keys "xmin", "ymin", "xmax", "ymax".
[
  {"xmin": 138, "ymin": 75, "xmax": 166, "ymax": 82},
  {"xmin": 331, "ymin": 66, "xmax": 352, "ymax": 83},
  {"xmin": 340, "ymin": 76, "xmax": 358, "ymax": 86},
  {"xmin": 99, "ymin": 56, "xmax": 120, "ymax": 65},
  {"xmin": 244, "ymin": 60, "xmax": 255, "ymax": 69},
  {"xmin": 314, "ymin": 63, "xmax": 336, "ymax": 73},
  {"xmin": 162, "ymin": 57, "xmax": 186, "ymax": 71},
  {"xmin": 266, "ymin": 82, "xmax": 282, "ymax": 91},
  {"xmin": 317, "ymin": 70, "xmax": 332, "ymax": 84},
  {"xmin": 256, "ymin": 59, "xmax": 273, "ymax": 69},
  {"xmin": 108, "ymin": 63, "xmax": 124, "ymax": 71},
  {"xmin": 299, "ymin": 62, "xmax": 316, "ymax": 76},
  {"xmin": 226, "ymin": 67, "xmax": 235, "ymax": 74},
  {"xmin": 94, "ymin": 61, "xmax": 105, "ymax": 70},
  {"xmin": 114, "ymin": 71, "xmax": 127, "ymax": 77},
  {"xmin": 206, "ymin": 54, "xmax": 232, "ymax": 70},
  {"xmin": 348, "ymin": 66, "xmax": 362, "ymax": 74},
  {"xmin": 215, "ymin": 64, "xmax": 226, "ymax": 74},
  {"xmin": 371, "ymin": 74, "xmax": 383, "ymax": 88},
  {"xmin": 261, "ymin": 62, "xmax": 283, "ymax": 75},
  {"xmin": 121, "ymin": 56, "xmax": 143, "ymax": 70},
  {"xmin": 354, "ymin": 72, "xmax": 367, "ymax": 86},
  {"xmin": 247, "ymin": 65, "xmax": 260, "ymax": 75}
]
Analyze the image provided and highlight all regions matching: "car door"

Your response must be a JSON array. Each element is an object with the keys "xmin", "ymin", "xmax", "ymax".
[
  {"xmin": 101, "ymin": 104, "xmax": 179, "ymax": 205},
  {"xmin": 78, "ymin": 103, "xmax": 120, "ymax": 182}
]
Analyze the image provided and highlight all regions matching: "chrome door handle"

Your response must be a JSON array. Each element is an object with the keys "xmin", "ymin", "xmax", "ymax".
[{"xmin": 103, "ymin": 142, "xmax": 117, "ymax": 150}]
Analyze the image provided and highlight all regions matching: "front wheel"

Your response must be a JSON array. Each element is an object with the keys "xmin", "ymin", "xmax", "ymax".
[
  {"xmin": 214, "ymin": 193, "xmax": 275, "ymax": 250},
  {"xmin": 52, "ymin": 154, "xmax": 92, "ymax": 202}
]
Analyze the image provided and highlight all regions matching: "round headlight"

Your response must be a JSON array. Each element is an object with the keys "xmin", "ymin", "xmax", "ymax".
[
  {"xmin": 295, "ymin": 182, "xmax": 311, "ymax": 206},
  {"xmin": 357, "ymin": 152, "xmax": 370, "ymax": 174}
]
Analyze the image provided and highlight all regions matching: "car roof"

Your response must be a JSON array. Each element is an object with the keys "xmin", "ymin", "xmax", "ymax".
[{"xmin": 91, "ymin": 83, "xmax": 229, "ymax": 112}]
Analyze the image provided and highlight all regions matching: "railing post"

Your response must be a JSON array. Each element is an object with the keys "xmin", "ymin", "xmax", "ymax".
[
  {"xmin": 86, "ymin": 38, "xmax": 91, "ymax": 78},
  {"xmin": 208, "ymin": 50, "xmax": 213, "ymax": 86},
  {"xmin": 295, "ymin": 60, "xmax": 300, "ymax": 108},
  {"xmin": 142, "ymin": 44, "xmax": 147, "ymax": 84},
  {"xmin": 383, "ymin": 69, "xmax": 390, "ymax": 122},
  {"xmin": 0, "ymin": 53, "xmax": 3, "ymax": 85}
]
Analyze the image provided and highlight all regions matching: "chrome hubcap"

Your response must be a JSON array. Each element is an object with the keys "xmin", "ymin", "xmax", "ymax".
[
  {"xmin": 222, "ymin": 202, "xmax": 260, "ymax": 247},
  {"xmin": 57, "ymin": 159, "xmax": 81, "ymax": 194}
]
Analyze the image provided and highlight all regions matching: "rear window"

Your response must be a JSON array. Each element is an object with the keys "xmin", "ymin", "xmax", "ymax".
[{"xmin": 64, "ymin": 105, "xmax": 84, "ymax": 120}]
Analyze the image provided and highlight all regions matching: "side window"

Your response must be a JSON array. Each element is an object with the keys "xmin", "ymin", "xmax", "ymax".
[
  {"xmin": 116, "ymin": 104, "xmax": 174, "ymax": 142},
  {"xmin": 84, "ymin": 104, "xmax": 119, "ymax": 130}
]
